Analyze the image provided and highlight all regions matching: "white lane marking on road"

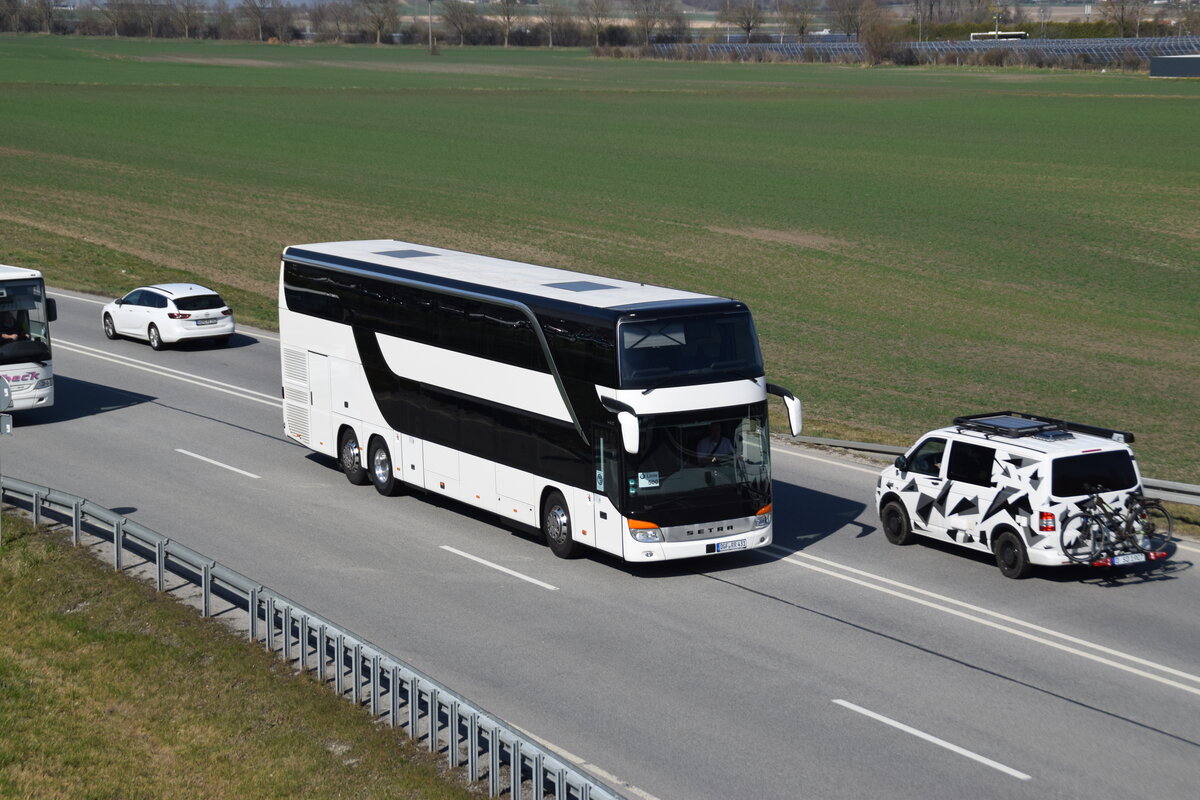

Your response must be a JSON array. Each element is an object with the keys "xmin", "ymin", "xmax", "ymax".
[
  {"xmin": 176, "ymin": 449, "xmax": 261, "ymax": 479},
  {"xmin": 1174, "ymin": 540, "xmax": 1200, "ymax": 555},
  {"xmin": 48, "ymin": 290, "xmax": 281, "ymax": 341},
  {"xmin": 55, "ymin": 339, "xmax": 282, "ymax": 407},
  {"xmin": 773, "ymin": 446, "xmax": 882, "ymax": 475},
  {"xmin": 832, "ymin": 699, "xmax": 1032, "ymax": 781},
  {"xmin": 768, "ymin": 546, "xmax": 1200, "ymax": 697},
  {"xmin": 510, "ymin": 724, "xmax": 663, "ymax": 800},
  {"xmin": 439, "ymin": 546, "xmax": 559, "ymax": 591}
]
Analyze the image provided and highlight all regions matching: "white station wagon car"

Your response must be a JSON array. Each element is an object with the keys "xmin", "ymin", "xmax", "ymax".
[
  {"xmin": 102, "ymin": 284, "xmax": 235, "ymax": 350},
  {"xmin": 875, "ymin": 412, "xmax": 1164, "ymax": 579}
]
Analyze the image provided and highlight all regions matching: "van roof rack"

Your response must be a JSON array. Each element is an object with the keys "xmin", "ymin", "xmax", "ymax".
[{"xmin": 952, "ymin": 412, "xmax": 1134, "ymax": 444}]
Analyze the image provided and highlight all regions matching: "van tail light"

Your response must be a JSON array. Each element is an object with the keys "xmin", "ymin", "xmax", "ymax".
[
  {"xmin": 167, "ymin": 312, "xmax": 191, "ymax": 319},
  {"xmin": 1039, "ymin": 512, "xmax": 1056, "ymax": 532}
]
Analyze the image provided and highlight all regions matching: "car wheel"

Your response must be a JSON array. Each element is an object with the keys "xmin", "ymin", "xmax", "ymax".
[
  {"xmin": 368, "ymin": 437, "xmax": 401, "ymax": 497},
  {"xmin": 103, "ymin": 314, "xmax": 119, "ymax": 340},
  {"xmin": 542, "ymin": 490, "xmax": 581, "ymax": 559},
  {"xmin": 148, "ymin": 324, "xmax": 165, "ymax": 351},
  {"xmin": 994, "ymin": 530, "xmax": 1033, "ymax": 579},
  {"xmin": 881, "ymin": 500, "xmax": 915, "ymax": 546},
  {"xmin": 338, "ymin": 428, "xmax": 368, "ymax": 486}
]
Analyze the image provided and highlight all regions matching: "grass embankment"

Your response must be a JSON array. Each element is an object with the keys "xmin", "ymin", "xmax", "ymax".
[
  {"xmin": 0, "ymin": 513, "xmax": 474, "ymax": 800},
  {"xmin": 0, "ymin": 37, "xmax": 1196, "ymax": 480}
]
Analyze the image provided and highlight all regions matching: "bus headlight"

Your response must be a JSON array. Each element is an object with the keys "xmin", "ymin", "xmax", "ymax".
[
  {"xmin": 628, "ymin": 519, "xmax": 662, "ymax": 543},
  {"xmin": 34, "ymin": 378, "xmax": 53, "ymax": 390},
  {"xmin": 754, "ymin": 504, "xmax": 772, "ymax": 529}
]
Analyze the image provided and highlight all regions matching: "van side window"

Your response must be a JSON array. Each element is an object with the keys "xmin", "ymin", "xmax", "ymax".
[
  {"xmin": 947, "ymin": 441, "xmax": 996, "ymax": 487},
  {"xmin": 909, "ymin": 438, "xmax": 946, "ymax": 477}
]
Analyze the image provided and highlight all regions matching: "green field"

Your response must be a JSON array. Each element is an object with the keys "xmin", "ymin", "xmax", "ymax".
[{"xmin": 1, "ymin": 35, "xmax": 1197, "ymax": 480}]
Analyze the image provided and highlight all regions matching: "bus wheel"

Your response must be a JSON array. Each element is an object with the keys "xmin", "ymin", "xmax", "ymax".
[
  {"xmin": 368, "ymin": 438, "xmax": 400, "ymax": 497},
  {"xmin": 543, "ymin": 490, "xmax": 581, "ymax": 559},
  {"xmin": 338, "ymin": 428, "xmax": 368, "ymax": 486}
]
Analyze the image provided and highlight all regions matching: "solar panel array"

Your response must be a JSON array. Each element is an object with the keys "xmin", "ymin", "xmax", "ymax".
[{"xmin": 653, "ymin": 36, "xmax": 1200, "ymax": 65}]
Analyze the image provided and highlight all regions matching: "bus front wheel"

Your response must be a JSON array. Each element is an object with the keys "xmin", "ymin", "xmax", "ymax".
[{"xmin": 543, "ymin": 490, "xmax": 581, "ymax": 559}]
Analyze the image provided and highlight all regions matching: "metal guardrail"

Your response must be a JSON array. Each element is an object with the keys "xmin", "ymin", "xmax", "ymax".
[
  {"xmin": 791, "ymin": 436, "xmax": 1200, "ymax": 507},
  {"xmin": 0, "ymin": 475, "xmax": 626, "ymax": 800}
]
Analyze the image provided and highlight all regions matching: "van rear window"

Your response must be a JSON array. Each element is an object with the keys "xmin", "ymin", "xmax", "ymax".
[{"xmin": 1051, "ymin": 451, "xmax": 1137, "ymax": 497}]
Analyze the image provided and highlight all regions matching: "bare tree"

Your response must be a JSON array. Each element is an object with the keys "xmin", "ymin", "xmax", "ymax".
[
  {"xmin": 578, "ymin": 0, "xmax": 613, "ymax": 46},
  {"xmin": 30, "ymin": 0, "xmax": 56, "ymax": 33},
  {"xmin": 717, "ymin": 0, "xmax": 764, "ymax": 41},
  {"xmin": 540, "ymin": 0, "xmax": 574, "ymax": 46},
  {"xmin": 359, "ymin": 0, "xmax": 398, "ymax": 43},
  {"xmin": 170, "ymin": 0, "xmax": 206, "ymax": 38},
  {"xmin": 1100, "ymin": 0, "xmax": 1144, "ymax": 36},
  {"xmin": 441, "ymin": 0, "xmax": 477, "ymax": 44},
  {"xmin": 494, "ymin": 0, "xmax": 520, "ymax": 46},
  {"xmin": 777, "ymin": 0, "xmax": 817, "ymax": 40},
  {"xmin": 241, "ymin": 0, "xmax": 270, "ymax": 39},
  {"xmin": 628, "ymin": 0, "xmax": 675, "ymax": 44},
  {"xmin": 825, "ymin": 0, "xmax": 880, "ymax": 39}
]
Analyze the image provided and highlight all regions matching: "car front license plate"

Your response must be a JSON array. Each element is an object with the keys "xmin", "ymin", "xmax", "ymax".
[
  {"xmin": 196, "ymin": 318, "xmax": 217, "ymax": 326},
  {"xmin": 1112, "ymin": 552, "xmax": 1146, "ymax": 566},
  {"xmin": 716, "ymin": 539, "xmax": 746, "ymax": 552}
]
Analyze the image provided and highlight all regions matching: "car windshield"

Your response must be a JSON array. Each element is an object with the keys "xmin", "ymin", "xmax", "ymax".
[
  {"xmin": 0, "ymin": 279, "xmax": 52, "ymax": 366},
  {"xmin": 1051, "ymin": 451, "xmax": 1138, "ymax": 497},
  {"xmin": 174, "ymin": 294, "xmax": 226, "ymax": 311},
  {"xmin": 624, "ymin": 403, "xmax": 771, "ymax": 525},
  {"xmin": 617, "ymin": 311, "xmax": 762, "ymax": 389}
]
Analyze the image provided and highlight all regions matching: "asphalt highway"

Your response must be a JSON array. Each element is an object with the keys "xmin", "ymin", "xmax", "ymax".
[{"xmin": 8, "ymin": 288, "xmax": 1199, "ymax": 800}]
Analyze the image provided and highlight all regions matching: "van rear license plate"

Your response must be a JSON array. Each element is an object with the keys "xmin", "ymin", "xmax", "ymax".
[
  {"xmin": 717, "ymin": 539, "xmax": 746, "ymax": 552},
  {"xmin": 1112, "ymin": 552, "xmax": 1146, "ymax": 566},
  {"xmin": 196, "ymin": 318, "xmax": 217, "ymax": 326}
]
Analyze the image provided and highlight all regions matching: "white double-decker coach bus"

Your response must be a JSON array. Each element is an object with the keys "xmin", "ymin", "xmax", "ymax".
[
  {"xmin": 278, "ymin": 240, "xmax": 801, "ymax": 562},
  {"xmin": 0, "ymin": 264, "xmax": 57, "ymax": 410}
]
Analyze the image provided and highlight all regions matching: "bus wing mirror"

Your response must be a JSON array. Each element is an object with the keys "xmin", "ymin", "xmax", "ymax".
[
  {"xmin": 767, "ymin": 383, "xmax": 802, "ymax": 437},
  {"xmin": 617, "ymin": 411, "xmax": 639, "ymax": 455},
  {"xmin": 46, "ymin": 298, "xmax": 57, "ymax": 323}
]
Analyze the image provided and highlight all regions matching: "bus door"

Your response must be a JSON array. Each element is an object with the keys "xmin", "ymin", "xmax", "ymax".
[
  {"xmin": 307, "ymin": 352, "xmax": 332, "ymax": 450},
  {"xmin": 592, "ymin": 427, "xmax": 623, "ymax": 555}
]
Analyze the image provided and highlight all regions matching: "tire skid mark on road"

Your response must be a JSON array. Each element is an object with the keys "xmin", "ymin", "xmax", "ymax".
[
  {"xmin": 55, "ymin": 338, "xmax": 282, "ymax": 407},
  {"xmin": 767, "ymin": 545, "xmax": 1200, "ymax": 697}
]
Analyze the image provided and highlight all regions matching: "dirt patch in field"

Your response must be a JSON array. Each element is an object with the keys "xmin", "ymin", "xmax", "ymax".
[
  {"xmin": 137, "ymin": 55, "xmax": 290, "ymax": 68},
  {"xmin": 709, "ymin": 226, "xmax": 851, "ymax": 253}
]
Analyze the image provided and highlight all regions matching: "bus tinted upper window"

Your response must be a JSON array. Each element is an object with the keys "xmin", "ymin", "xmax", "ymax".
[
  {"xmin": 1051, "ymin": 451, "xmax": 1137, "ymax": 497},
  {"xmin": 618, "ymin": 311, "xmax": 762, "ymax": 389}
]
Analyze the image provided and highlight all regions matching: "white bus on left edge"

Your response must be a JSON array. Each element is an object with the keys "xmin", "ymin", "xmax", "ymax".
[{"xmin": 0, "ymin": 265, "xmax": 57, "ymax": 410}]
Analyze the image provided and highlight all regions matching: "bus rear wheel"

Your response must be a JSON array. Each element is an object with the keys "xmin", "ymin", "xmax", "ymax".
[
  {"xmin": 368, "ymin": 437, "xmax": 401, "ymax": 497},
  {"xmin": 339, "ymin": 428, "xmax": 368, "ymax": 486},
  {"xmin": 543, "ymin": 490, "xmax": 581, "ymax": 559}
]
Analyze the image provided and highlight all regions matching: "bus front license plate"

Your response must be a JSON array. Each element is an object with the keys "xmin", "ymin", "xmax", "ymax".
[
  {"xmin": 716, "ymin": 539, "xmax": 746, "ymax": 552},
  {"xmin": 1112, "ymin": 552, "xmax": 1146, "ymax": 566}
]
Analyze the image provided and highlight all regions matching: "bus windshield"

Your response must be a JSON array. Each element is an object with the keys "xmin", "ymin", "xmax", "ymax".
[
  {"xmin": 0, "ymin": 279, "xmax": 52, "ymax": 367},
  {"xmin": 624, "ymin": 404, "xmax": 771, "ymax": 525},
  {"xmin": 618, "ymin": 311, "xmax": 763, "ymax": 389}
]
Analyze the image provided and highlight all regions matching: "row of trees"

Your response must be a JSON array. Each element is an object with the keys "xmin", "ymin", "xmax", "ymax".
[{"xmin": 2, "ymin": 0, "xmax": 1197, "ymax": 44}]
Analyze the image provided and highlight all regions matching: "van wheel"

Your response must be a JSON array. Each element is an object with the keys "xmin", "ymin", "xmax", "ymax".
[
  {"xmin": 339, "ymin": 428, "xmax": 368, "ymax": 486},
  {"xmin": 368, "ymin": 438, "xmax": 400, "ymax": 497},
  {"xmin": 881, "ymin": 501, "xmax": 915, "ymax": 545},
  {"xmin": 994, "ymin": 530, "xmax": 1033, "ymax": 579},
  {"xmin": 542, "ymin": 490, "xmax": 581, "ymax": 559}
]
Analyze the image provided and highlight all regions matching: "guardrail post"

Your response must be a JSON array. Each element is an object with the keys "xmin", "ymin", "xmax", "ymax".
[
  {"xmin": 510, "ymin": 739, "xmax": 522, "ymax": 800},
  {"xmin": 155, "ymin": 539, "xmax": 166, "ymax": 592},
  {"xmin": 72, "ymin": 500, "xmax": 82, "ymax": 547},
  {"xmin": 318, "ymin": 625, "xmax": 328, "ymax": 683},
  {"xmin": 201, "ymin": 561, "xmax": 213, "ymax": 618},
  {"xmin": 468, "ymin": 713, "xmax": 480, "ymax": 782},
  {"xmin": 390, "ymin": 665, "xmax": 400, "ymax": 729},
  {"xmin": 409, "ymin": 676, "xmax": 421, "ymax": 734},
  {"xmin": 282, "ymin": 605, "xmax": 292, "ymax": 661},
  {"xmin": 529, "ymin": 751, "xmax": 542, "ymax": 799},
  {"xmin": 488, "ymin": 727, "xmax": 501, "ymax": 797},
  {"xmin": 32, "ymin": 490, "xmax": 43, "ymax": 527},
  {"xmin": 113, "ymin": 518, "xmax": 124, "ymax": 571},
  {"xmin": 266, "ymin": 596, "xmax": 276, "ymax": 652},
  {"xmin": 248, "ymin": 587, "xmax": 260, "ymax": 643},
  {"xmin": 351, "ymin": 643, "xmax": 362, "ymax": 705},
  {"xmin": 300, "ymin": 615, "xmax": 310, "ymax": 673},
  {"xmin": 428, "ymin": 688, "xmax": 440, "ymax": 753},
  {"xmin": 448, "ymin": 700, "xmax": 460, "ymax": 768},
  {"xmin": 334, "ymin": 634, "xmax": 345, "ymax": 696},
  {"xmin": 370, "ymin": 653, "xmax": 380, "ymax": 717}
]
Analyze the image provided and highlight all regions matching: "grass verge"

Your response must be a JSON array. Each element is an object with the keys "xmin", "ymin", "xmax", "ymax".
[{"xmin": 0, "ymin": 512, "xmax": 475, "ymax": 800}]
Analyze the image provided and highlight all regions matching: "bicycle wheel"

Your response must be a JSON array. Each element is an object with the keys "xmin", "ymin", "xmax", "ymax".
[
  {"xmin": 1060, "ymin": 513, "xmax": 1105, "ymax": 563},
  {"xmin": 1126, "ymin": 500, "xmax": 1173, "ymax": 554}
]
